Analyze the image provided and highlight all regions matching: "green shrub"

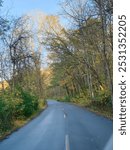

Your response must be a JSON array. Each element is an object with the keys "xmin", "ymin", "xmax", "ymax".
[
  {"xmin": 63, "ymin": 95, "xmax": 71, "ymax": 102},
  {"xmin": 0, "ymin": 91, "xmax": 16, "ymax": 133},
  {"xmin": 0, "ymin": 87, "xmax": 40, "ymax": 134},
  {"xmin": 21, "ymin": 90, "xmax": 39, "ymax": 117},
  {"xmin": 94, "ymin": 90, "xmax": 112, "ymax": 107}
]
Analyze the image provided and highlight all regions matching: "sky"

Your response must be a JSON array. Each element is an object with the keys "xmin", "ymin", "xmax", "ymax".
[{"xmin": 2, "ymin": 0, "xmax": 61, "ymax": 16}]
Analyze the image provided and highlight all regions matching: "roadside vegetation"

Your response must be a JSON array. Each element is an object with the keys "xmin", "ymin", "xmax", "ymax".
[
  {"xmin": 0, "ymin": 0, "xmax": 113, "ymax": 139},
  {"xmin": 0, "ymin": 1, "xmax": 46, "ymax": 138}
]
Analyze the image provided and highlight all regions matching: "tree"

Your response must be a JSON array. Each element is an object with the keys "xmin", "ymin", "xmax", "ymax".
[{"xmin": 43, "ymin": 0, "xmax": 113, "ymax": 106}]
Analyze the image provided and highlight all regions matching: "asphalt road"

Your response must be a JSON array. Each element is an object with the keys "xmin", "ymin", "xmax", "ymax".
[{"xmin": 0, "ymin": 100, "xmax": 113, "ymax": 150}]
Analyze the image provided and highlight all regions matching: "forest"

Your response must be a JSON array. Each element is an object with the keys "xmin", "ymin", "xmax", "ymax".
[{"xmin": 0, "ymin": 0, "xmax": 113, "ymax": 138}]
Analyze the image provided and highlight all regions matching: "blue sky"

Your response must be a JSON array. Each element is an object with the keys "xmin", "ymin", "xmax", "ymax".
[{"xmin": 3, "ymin": 0, "xmax": 61, "ymax": 16}]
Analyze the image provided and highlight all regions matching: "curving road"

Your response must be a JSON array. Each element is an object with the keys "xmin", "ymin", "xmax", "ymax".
[{"xmin": 0, "ymin": 100, "xmax": 113, "ymax": 150}]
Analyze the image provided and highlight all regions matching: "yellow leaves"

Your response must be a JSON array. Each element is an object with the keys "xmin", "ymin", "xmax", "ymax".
[
  {"xmin": 41, "ymin": 68, "xmax": 52, "ymax": 86},
  {"xmin": 100, "ymin": 85, "xmax": 104, "ymax": 91},
  {"xmin": 43, "ymin": 15, "xmax": 65, "ymax": 37},
  {"xmin": 45, "ymin": 15, "xmax": 59, "ymax": 26},
  {"xmin": 0, "ymin": 81, "xmax": 9, "ymax": 90}
]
